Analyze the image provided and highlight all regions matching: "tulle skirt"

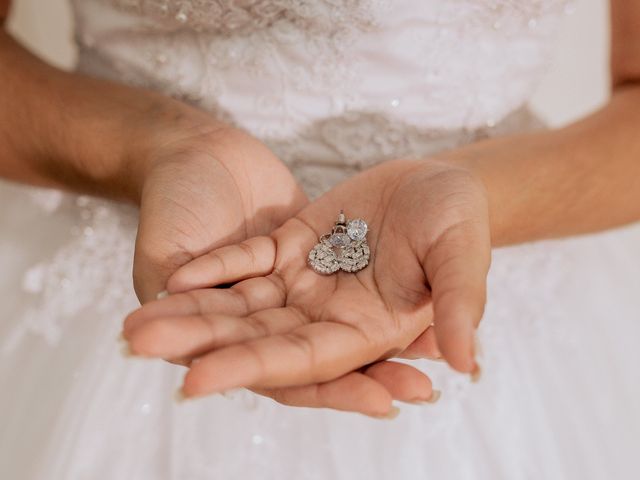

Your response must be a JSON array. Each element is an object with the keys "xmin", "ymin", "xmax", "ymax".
[{"xmin": 1, "ymin": 163, "xmax": 639, "ymax": 479}]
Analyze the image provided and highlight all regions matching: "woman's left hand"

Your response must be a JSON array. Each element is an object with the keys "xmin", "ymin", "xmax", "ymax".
[{"xmin": 123, "ymin": 158, "xmax": 491, "ymax": 416}]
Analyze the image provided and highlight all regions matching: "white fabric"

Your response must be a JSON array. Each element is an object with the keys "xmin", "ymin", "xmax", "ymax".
[{"xmin": 1, "ymin": 1, "xmax": 640, "ymax": 479}]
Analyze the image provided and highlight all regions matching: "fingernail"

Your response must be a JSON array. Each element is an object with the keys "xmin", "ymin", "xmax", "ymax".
[
  {"xmin": 221, "ymin": 388, "xmax": 242, "ymax": 399},
  {"xmin": 120, "ymin": 341, "xmax": 133, "ymax": 358},
  {"xmin": 470, "ymin": 363, "xmax": 482, "ymax": 383},
  {"xmin": 118, "ymin": 333, "xmax": 133, "ymax": 357},
  {"xmin": 426, "ymin": 389, "xmax": 441, "ymax": 404},
  {"xmin": 174, "ymin": 388, "xmax": 187, "ymax": 403},
  {"xmin": 474, "ymin": 332, "xmax": 483, "ymax": 358},
  {"xmin": 371, "ymin": 406, "xmax": 401, "ymax": 420},
  {"xmin": 409, "ymin": 389, "xmax": 441, "ymax": 405},
  {"xmin": 156, "ymin": 290, "xmax": 169, "ymax": 300}
]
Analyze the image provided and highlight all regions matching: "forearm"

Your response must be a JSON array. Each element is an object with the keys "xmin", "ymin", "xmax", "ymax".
[
  {"xmin": 445, "ymin": 85, "xmax": 640, "ymax": 246},
  {"xmin": 0, "ymin": 30, "xmax": 217, "ymax": 201}
]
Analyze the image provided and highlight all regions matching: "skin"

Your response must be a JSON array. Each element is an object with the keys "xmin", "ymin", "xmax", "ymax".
[
  {"xmin": 2, "ymin": 2, "xmax": 640, "ymax": 416},
  {"xmin": 0, "ymin": 29, "xmax": 307, "ymax": 302},
  {"xmin": 124, "ymin": 0, "xmax": 640, "ymax": 416},
  {"xmin": 0, "ymin": 4, "xmax": 419, "ymax": 412},
  {"xmin": 124, "ymin": 159, "xmax": 486, "ymax": 416}
]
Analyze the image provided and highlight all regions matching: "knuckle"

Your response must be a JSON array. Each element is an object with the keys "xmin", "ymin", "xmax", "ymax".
[
  {"xmin": 199, "ymin": 314, "xmax": 222, "ymax": 340},
  {"xmin": 265, "ymin": 274, "xmax": 287, "ymax": 304},
  {"xmin": 283, "ymin": 332, "xmax": 316, "ymax": 371},
  {"xmin": 245, "ymin": 314, "xmax": 272, "ymax": 338},
  {"xmin": 237, "ymin": 241, "xmax": 258, "ymax": 267},
  {"xmin": 183, "ymin": 290, "xmax": 205, "ymax": 314},
  {"xmin": 239, "ymin": 342, "xmax": 268, "ymax": 381},
  {"xmin": 269, "ymin": 388, "xmax": 294, "ymax": 406},
  {"xmin": 207, "ymin": 250, "xmax": 228, "ymax": 277}
]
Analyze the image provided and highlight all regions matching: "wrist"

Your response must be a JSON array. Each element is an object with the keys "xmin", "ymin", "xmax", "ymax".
[
  {"xmin": 122, "ymin": 99, "xmax": 232, "ymax": 203},
  {"xmin": 53, "ymin": 81, "xmax": 233, "ymax": 203},
  {"xmin": 0, "ymin": 31, "xmax": 231, "ymax": 202},
  {"xmin": 430, "ymin": 143, "xmax": 511, "ymax": 247}
]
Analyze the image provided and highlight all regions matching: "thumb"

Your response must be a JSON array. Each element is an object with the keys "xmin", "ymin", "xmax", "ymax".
[
  {"xmin": 133, "ymin": 230, "xmax": 193, "ymax": 304},
  {"xmin": 422, "ymin": 220, "xmax": 490, "ymax": 373}
]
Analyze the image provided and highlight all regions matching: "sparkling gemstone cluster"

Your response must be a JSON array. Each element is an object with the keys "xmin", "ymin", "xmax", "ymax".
[{"xmin": 308, "ymin": 213, "xmax": 370, "ymax": 274}]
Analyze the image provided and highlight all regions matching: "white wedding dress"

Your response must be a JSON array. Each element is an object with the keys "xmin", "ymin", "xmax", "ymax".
[{"xmin": 1, "ymin": 1, "xmax": 639, "ymax": 479}]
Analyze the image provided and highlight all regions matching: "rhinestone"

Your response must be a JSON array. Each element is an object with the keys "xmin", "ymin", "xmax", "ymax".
[
  {"xmin": 329, "ymin": 233, "xmax": 351, "ymax": 247},
  {"xmin": 347, "ymin": 219, "xmax": 368, "ymax": 241}
]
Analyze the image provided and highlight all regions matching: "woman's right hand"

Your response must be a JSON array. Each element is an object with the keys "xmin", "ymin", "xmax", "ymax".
[
  {"xmin": 0, "ymin": 30, "xmax": 308, "ymax": 303},
  {"xmin": 131, "ymin": 113, "xmax": 309, "ymax": 302}
]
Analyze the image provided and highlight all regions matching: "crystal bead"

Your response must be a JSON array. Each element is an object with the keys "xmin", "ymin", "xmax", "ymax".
[
  {"xmin": 347, "ymin": 219, "xmax": 368, "ymax": 241},
  {"xmin": 329, "ymin": 233, "xmax": 351, "ymax": 247}
]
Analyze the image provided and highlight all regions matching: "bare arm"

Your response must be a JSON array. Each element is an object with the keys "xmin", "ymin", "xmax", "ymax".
[
  {"xmin": 447, "ymin": 0, "xmax": 640, "ymax": 246},
  {"xmin": 0, "ymin": 1, "xmax": 8, "ymax": 24},
  {"xmin": 0, "ymin": 26, "xmax": 219, "ymax": 201},
  {"xmin": 0, "ymin": 12, "xmax": 307, "ymax": 303}
]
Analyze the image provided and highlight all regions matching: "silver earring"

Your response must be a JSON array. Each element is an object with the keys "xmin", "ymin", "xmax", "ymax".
[{"xmin": 308, "ymin": 211, "xmax": 370, "ymax": 275}]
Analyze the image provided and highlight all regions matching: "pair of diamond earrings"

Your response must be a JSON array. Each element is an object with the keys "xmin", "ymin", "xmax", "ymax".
[{"xmin": 307, "ymin": 211, "xmax": 370, "ymax": 275}]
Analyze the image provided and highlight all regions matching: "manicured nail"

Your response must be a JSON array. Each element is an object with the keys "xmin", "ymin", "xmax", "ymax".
[
  {"xmin": 371, "ymin": 406, "xmax": 401, "ymax": 420},
  {"xmin": 120, "ymin": 341, "xmax": 133, "ymax": 358},
  {"xmin": 174, "ymin": 388, "xmax": 187, "ymax": 403},
  {"xmin": 156, "ymin": 290, "xmax": 169, "ymax": 300},
  {"xmin": 470, "ymin": 363, "xmax": 482, "ymax": 383},
  {"xmin": 426, "ymin": 389, "xmax": 441, "ymax": 404},
  {"xmin": 221, "ymin": 388, "xmax": 242, "ymax": 399},
  {"xmin": 409, "ymin": 389, "xmax": 441, "ymax": 405},
  {"xmin": 118, "ymin": 332, "xmax": 133, "ymax": 356},
  {"xmin": 474, "ymin": 332, "xmax": 483, "ymax": 358}
]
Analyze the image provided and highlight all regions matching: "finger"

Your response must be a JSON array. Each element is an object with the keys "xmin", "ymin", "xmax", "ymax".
[
  {"xmin": 254, "ymin": 361, "xmax": 436, "ymax": 416},
  {"xmin": 423, "ymin": 220, "xmax": 490, "ymax": 373},
  {"xmin": 127, "ymin": 305, "xmax": 306, "ymax": 359},
  {"xmin": 182, "ymin": 321, "xmax": 376, "ymax": 397},
  {"xmin": 123, "ymin": 275, "xmax": 286, "ymax": 337},
  {"xmin": 166, "ymin": 358, "xmax": 191, "ymax": 367},
  {"xmin": 124, "ymin": 289, "xmax": 249, "ymax": 337},
  {"xmin": 363, "ymin": 361, "xmax": 436, "ymax": 403},
  {"xmin": 166, "ymin": 236, "xmax": 276, "ymax": 293},
  {"xmin": 132, "ymin": 247, "xmax": 178, "ymax": 304},
  {"xmin": 398, "ymin": 326, "xmax": 442, "ymax": 360},
  {"xmin": 253, "ymin": 372, "xmax": 395, "ymax": 417}
]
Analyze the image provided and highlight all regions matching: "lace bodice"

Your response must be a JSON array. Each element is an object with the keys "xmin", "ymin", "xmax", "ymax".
[{"xmin": 71, "ymin": 0, "xmax": 573, "ymax": 139}]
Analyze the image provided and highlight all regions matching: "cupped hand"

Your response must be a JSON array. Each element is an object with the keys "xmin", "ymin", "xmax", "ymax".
[
  {"xmin": 124, "ymin": 158, "xmax": 490, "ymax": 415},
  {"xmin": 132, "ymin": 116, "xmax": 307, "ymax": 302}
]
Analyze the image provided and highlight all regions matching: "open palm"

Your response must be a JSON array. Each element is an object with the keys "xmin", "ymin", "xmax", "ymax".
[{"xmin": 125, "ymin": 158, "xmax": 490, "ymax": 416}]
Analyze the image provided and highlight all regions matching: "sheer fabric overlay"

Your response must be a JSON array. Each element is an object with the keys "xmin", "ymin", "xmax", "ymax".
[{"xmin": 1, "ymin": 1, "xmax": 639, "ymax": 479}]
